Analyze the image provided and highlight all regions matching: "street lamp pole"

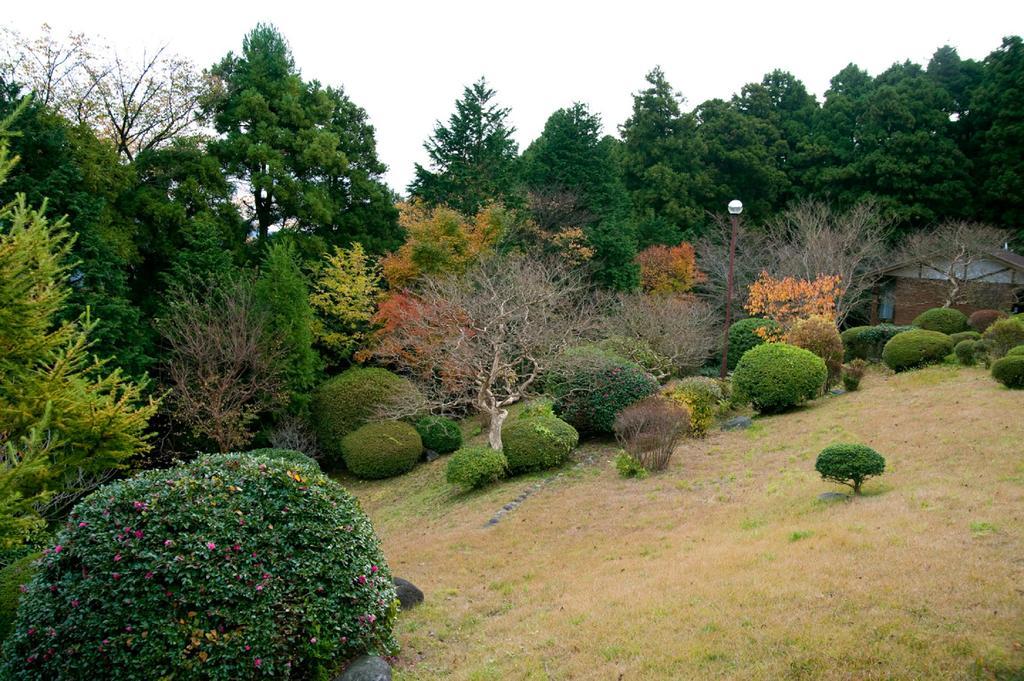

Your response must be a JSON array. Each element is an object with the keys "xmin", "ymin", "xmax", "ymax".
[{"xmin": 719, "ymin": 199, "xmax": 743, "ymax": 378}]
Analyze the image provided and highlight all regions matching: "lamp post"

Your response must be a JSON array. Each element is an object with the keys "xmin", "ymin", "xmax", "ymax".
[{"xmin": 719, "ymin": 199, "xmax": 743, "ymax": 378}]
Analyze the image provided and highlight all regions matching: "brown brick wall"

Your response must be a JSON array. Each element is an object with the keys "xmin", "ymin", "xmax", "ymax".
[{"xmin": 888, "ymin": 277, "xmax": 1017, "ymax": 325}]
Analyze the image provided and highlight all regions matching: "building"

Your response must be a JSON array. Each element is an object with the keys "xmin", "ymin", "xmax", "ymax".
[{"xmin": 870, "ymin": 249, "xmax": 1024, "ymax": 325}]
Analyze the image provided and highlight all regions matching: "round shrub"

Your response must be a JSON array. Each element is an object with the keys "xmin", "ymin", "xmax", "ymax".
[
  {"xmin": 551, "ymin": 356, "xmax": 659, "ymax": 435},
  {"xmin": 414, "ymin": 416, "xmax": 462, "ymax": 455},
  {"xmin": 840, "ymin": 324, "xmax": 914, "ymax": 361},
  {"xmin": 726, "ymin": 318, "xmax": 781, "ymax": 370},
  {"xmin": 0, "ymin": 554, "xmax": 38, "ymax": 642},
  {"xmin": 311, "ymin": 368, "xmax": 423, "ymax": 468},
  {"xmin": 954, "ymin": 339, "xmax": 978, "ymax": 366},
  {"xmin": 340, "ymin": 421, "xmax": 422, "ymax": 480},
  {"xmin": 815, "ymin": 443, "xmax": 886, "ymax": 494},
  {"xmin": 664, "ymin": 377, "xmax": 722, "ymax": 436},
  {"xmin": 949, "ymin": 330, "xmax": 982, "ymax": 346},
  {"xmin": 446, "ymin": 446, "xmax": 507, "ymax": 490},
  {"xmin": 516, "ymin": 398, "xmax": 555, "ymax": 421},
  {"xmin": 1, "ymin": 453, "xmax": 397, "ymax": 679},
  {"xmin": 245, "ymin": 447, "xmax": 320, "ymax": 471},
  {"xmin": 968, "ymin": 309, "xmax": 1006, "ymax": 333},
  {"xmin": 881, "ymin": 329, "xmax": 955, "ymax": 371},
  {"xmin": 991, "ymin": 356, "xmax": 1024, "ymax": 389},
  {"xmin": 981, "ymin": 318, "xmax": 1024, "ymax": 359},
  {"xmin": 732, "ymin": 343, "xmax": 827, "ymax": 414},
  {"xmin": 912, "ymin": 307, "xmax": 968, "ymax": 334},
  {"xmin": 1007, "ymin": 345, "xmax": 1024, "ymax": 358},
  {"xmin": 786, "ymin": 316, "xmax": 844, "ymax": 388},
  {"xmin": 502, "ymin": 416, "xmax": 579, "ymax": 474}
]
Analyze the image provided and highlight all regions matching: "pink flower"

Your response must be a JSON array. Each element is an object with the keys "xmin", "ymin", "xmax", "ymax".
[
  {"xmin": 112, "ymin": 573, "xmax": 121, "ymax": 580},
  {"xmin": 113, "ymin": 554, "xmax": 122, "ymax": 562},
  {"xmin": 133, "ymin": 501, "xmax": 147, "ymax": 511},
  {"xmin": 255, "ymin": 584, "xmax": 263, "ymax": 592},
  {"xmin": 309, "ymin": 637, "xmax": 317, "ymax": 644},
  {"xmin": 370, "ymin": 565, "xmax": 379, "ymax": 574},
  {"xmin": 71, "ymin": 599, "xmax": 79, "ymax": 608},
  {"xmin": 253, "ymin": 658, "xmax": 262, "ymax": 668},
  {"xmin": 164, "ymin": 539, "xmax": 173, "ymax": 547},
  {"xmin": 134, "ymin": 530, "xmax": 144, "ymax": 539},
  {"xmin": 144, "ymin": 571, "xmax": 154, "ymax": 580},
  {"xmin": 245, "ymin": 645, "xmax": 251, "ymax": 651},
  {"xmin": 78, "ymin": 522, "xmax": 88, "ymax": 528},
  {"xmin": 206, "ymin": 542, "xmax": 216, "ymax": 550},
  {"xmin": 53, "ymin": 545, "xmax": 62, "ymax": 554},
  {"xmin": 357, "ymin": 575, "xmax": 367, "ymax": 585}
]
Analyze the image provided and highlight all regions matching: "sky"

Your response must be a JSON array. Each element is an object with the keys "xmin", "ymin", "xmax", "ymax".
[{"xmin": 6, "ymin": 0, "xmax": 1024, "ymax": 193}]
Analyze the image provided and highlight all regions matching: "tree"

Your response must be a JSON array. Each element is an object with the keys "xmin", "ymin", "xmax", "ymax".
[
  {"xmin": 409, "ymin": 77, "xmax": 521, "ymax": 214},
  {"xmin": 255, "ymin": 241, "xmax": 319, "ymax": 413},
  {"xmin": 745, "ymin": 272, "xmax": 843, "ymax": 336},
  {"xmin": 159, "ymin": 276, "xmax": 286, "ymax": 452},
  {"xmin": 611, "ymin": 293, "xmax": 718, "ymax": 376},
  {"xmin": 635, "ymin": 243, "xmax": 703, "ymax": 294},
  {"xmin": 619, "ymin": 67, "xmax": 706, "ymax": 243},
  {"xmin": 208, "ymin": 24, "xmax": 399, "ymax": 250},
  {"xmin": 309, "ymin": 242, "xmax": 383, "ymax": 368},
  {"xmin": 694, "ymin": 214, "xmax": 772, "ymax": 320},
  {"xmin": 368, "ymin": 256, "xmax": 599, "ymax": 449}
]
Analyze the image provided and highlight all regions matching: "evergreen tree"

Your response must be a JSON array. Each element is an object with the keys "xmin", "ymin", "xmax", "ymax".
[{"xmin": 409, "ymin": 78, "xmax": 521, "ymax": 215}]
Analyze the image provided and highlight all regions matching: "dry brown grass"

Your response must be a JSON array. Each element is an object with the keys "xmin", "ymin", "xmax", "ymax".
[{"xmin": 343, "ymin": 366, "xmax": 1024, "ymax": 680}]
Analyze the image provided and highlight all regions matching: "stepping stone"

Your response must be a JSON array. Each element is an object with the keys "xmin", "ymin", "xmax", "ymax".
[
  {"xmin": 818, "ymin": 492, "xmax": 850, "ymax": 502},
  {"xmin": 394, "ymin": 577, "xmax": 424, "ymax": 610},
  {"xmin": 721, "ymin": 416, "xmax": 753, "ymax": 431},
  {"xmin": 336, "ymin": 655, "xmax": 391, "ymax": 681}
]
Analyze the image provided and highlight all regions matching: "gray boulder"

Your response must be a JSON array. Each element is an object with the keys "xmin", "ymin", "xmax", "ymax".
[
  {"xmin": 394, "ymin": 577, "xmax": 424, "ymax": 610},
  {"xmin": 336, "ymin": 655, "xmax": 391, "ymax": 681},
  {"xmin": 721, "ymin": 415, "xmax": 753, "ymax": 431}
]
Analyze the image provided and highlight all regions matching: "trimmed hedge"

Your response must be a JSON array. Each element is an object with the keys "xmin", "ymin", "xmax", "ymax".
[
  {"xmin": 726, "ymin": 318, "xmax": 781, "ymax": 370},
  {"xmin": 981, "ymin": 318, "xmax": 1024, "ymax": 359},
  {"xmin": 446, "ymin": 446, "xmax": 507, "ymax": 490},
  {"xmin": 968, "ymin": 309, "xmax": 1006, "ymax": 333},
  {"xmin": 414, "ymin": 416, "xmax": 462, "ymax": 454},
  {"xmin": 912, "ymin": 307, "xmax": 969, "ymax": 334},
  {"xmin": 882, "ymin": 330, "xmax": 955, "ymax": 371},
  {"xmin": 954, "ymin": 339, "xmax": 978, "ymax": 366},
  {"xmin": 949, "ymin": 330, "xmax": 982, "ymax": 346},
  {"xmin": 0, "ymin": 452, "xmax": 397, "ymax": 679},
  {"xmin": 732, "ymin": 343, "xmax": 827, "ymax": 414},
  {"xmin": 991, "ymin": 356, "xmax": 1024, "ymax": 389},
  {"xmin": 502, "ymin": 416, "xmax": 579, "ymax": 474},
  {"xmin": 841, "ymin": 324, "xmax": 914, "ymax": 361},
  {"xmin": 311, "ymin": 368, "xmax": 423, "ymax": 468},
  {"xmin": 0, "ymin": 554, "xmax": 38, "ymax": 642},
  {"xmin": 1007, "ymin": 345, "xmax": 1024, "ymax": 358},
  {"xmin": 245, "ymin": 447, "xmax": 320, "ymax": 471},
  {"xmin": 815, "ymin": 443, "xmax": 886, "ymax": 494},
  {"xmin": 551, "ymin": 356, "xmax": 659, "ymax": 435},
  {"xmin": 340, "ymin": 421, "xmax": 423, "ymax": 479}
]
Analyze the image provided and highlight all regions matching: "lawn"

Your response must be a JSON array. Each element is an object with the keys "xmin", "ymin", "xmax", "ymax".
[{"xmin": 341, "ymin": 366, "xmax": 1024, "ymax": 680}]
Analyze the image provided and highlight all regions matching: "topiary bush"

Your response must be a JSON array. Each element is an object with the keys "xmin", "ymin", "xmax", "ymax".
[
  {"xmin": 664, "ymin": 377, "xmax": 722, "ymax": 436},
  {"xmin": 1007, "ymin": 345, "xmax": 1024, "ymax": 358},
  {"xmin": 732, "ymin": 343, "xmax": 827, "ymax": 414},
  {"xmin": 954, "ymin": 339, "xmax": 978, "ymax": 366},
  {"xmin": 949, "ymin": 330, "xmax": 982, "ymax": 346},
  {"xmin": 445, "ymin": 446, "xmax": 507, "ymax": 490},
  {"xmin": 815, "ymin": 443, "xmax": 886, "ymax": 494},
  {"xmin": 245, "ymin": 447, "xmax": 320, "ymax": 472},
  {"xmin": 414, "ymin": 416, "xmax": 462, "ymax": 455},
  {"xmin": 981, "ymin": 318, "xmax": 1024, "ymax": 360},
  {"xmin": 0, "ymin": 452, "xmax": 397, "ymax": 679},
  {"xmin": 340, "ymin": 421, "xmax": 422, "ymax": 480},
  {"xmin": 0, "ymin": 554, "xmax": 38, "ymax": 642},
  {"xmin": 311, "ymin": 368, "xmax": 423, "ymax": 469},
  {"xmin": 991, "ymin": 356, "xmax": 1024, "ymax": 389},
  {"xmin": 968, "ymin": 309, "xmax": 1006, "ymax": 333},
  {"xmin": 550, "ymin": 355, "xmax": 659, "ymax": 435},
  {"xmin": 840, "ymin": 324, "xmax": 914, "ymax": 361},
  {"xmin": 501, "ymin": 416, "xmax": 579, "ymax": 474},
  {"xmin": 882, "ymin": 330, "xmax": 955, "ymax": 371},
  {"xmin": 786, "ymin": 316, "xmax": 844, "ymax": 389},
  {"xmin": 912, "ymin": 307, "xmax": 969, "ymax": 334},
  {"xmin": 726, "ymin": 318, "xmax": 781, "ymax": 370},
  {"xmin": 516, "ymin": 398, "xmax": 555, "ymax": 420}
]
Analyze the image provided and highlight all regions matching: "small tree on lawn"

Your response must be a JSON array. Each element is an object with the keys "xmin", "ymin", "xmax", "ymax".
[{"xmin": 368, "ymin": 255, "xmax": 599, "ymax": 449}]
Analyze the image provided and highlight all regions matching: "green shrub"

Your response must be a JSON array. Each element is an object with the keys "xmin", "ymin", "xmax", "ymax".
[
  {"xmin": 882, "ymin": 329, "xmax": 955, "ymax": 371},
  {"xmin": 0, "ymin": 452, "xmax": 397, "ymax": 679},
  {"xmin": 815, "ymin": 443, "xmax": 886, "ymax": 494},
  {"xmin": 311, "ymin": 368, "xmax": 423, "ymax": 468},
  {"xmin": 954, "ymin": 339, "xmax": 978, "ymax": 366},
  {"xmin": 726, "ymin": 318, "xmax": 781, "ymax": 370},
  {"xmin": 516, "ymin": 398, "xmax": 555, "ymax": 420},
  {"xmin": 912, "ymin": 307, "xmax": 969, "ymax": 334},
  {"xmin": 949, "ymin": 330, "xmax": 982, "ymax": 345},
  {"xmin": 614, "ymin": 451, "xmax": 647, "ymax": 479},
  {"xmin": 0, "ymin": 554, "xmax": 38, "ymax": 642},
  {"xmin": 502, "ymin": 416, "xmax": 579, "ymax": 474},
  {"xmin": 446, "ymin": 446, "xmax": 507, "ymax": 490},
  {"xmin": 841, "ymin": 359, "xmax": 868, "ymax": 391},
  {"xmin": 664, "ymin": 377, "xmax": 722, "ymax": 436},
  {"xmin": 786, "ymin": 316, "xmax": 844, "ymax": 388},
  {"xmin": 551, "ymin": 356, "xmax": 659, "ymax": 435},
  {"xmin": 340, "ymin": 421, "xmax": 423, "ymax": 479},
  {"xmin": 1007, "ymin": 345, "xmax": 1024, "ymax": 358},
  {"xmin": 840, "ymin": 324, "xmax": 914, "ymax": 361},
  {"xmin": 414, "ymin": 416, "xmax": 462, "ymax": 454},
  {"xmin": 968, "ymin": 309, "xmax": 1006, "ymax": 333},
  {"xmin": 991, "ymin": 356, "xmax": 1024, "ymax": 389},
  {"xmin": 244, "ymin": 447, "xmax": 320, "ymax": 471},
  {"xmin": 981, "ymin": 318, "xmax": 1024, "ymax": 359},
  {"xmin": 732, "ymin": 343, "xmax": 827, "ymax": 414}
]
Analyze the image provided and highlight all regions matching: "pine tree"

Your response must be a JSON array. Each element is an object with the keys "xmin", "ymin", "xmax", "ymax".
[{"xmin": 409, "ymin": 77, "xmax": 521, "ymax": 215}]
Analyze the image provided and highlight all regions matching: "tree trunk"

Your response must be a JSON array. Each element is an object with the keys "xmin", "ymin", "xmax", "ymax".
[{"xmin": 487, "ymin": 408, "xmax": 508, "ymax": 450}]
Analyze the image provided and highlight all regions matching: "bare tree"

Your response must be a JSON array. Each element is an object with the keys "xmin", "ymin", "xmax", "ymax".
[
  {"xmin": 612, "ymin": 293, "xmax": 719, "ymax": 376},
  {"xmin": 897, "ymin": 220, "xmax": 1013, "ymax": 307},
  {"xmin": 763, "ymin": 200, "xmax": 890, "ymax": 323},
  {"xmin": 694, "ymin": 213, "xmax": 771, "ymax": 321},
  {"xmin": 2, "ymin": 25, "xmax": 207, "ymax": 160},
  {"xmin": 370, "ymin": 255, "xmax": 600, "ymax": 449},
  {"xmin": 613, "ymin": 397, "xmax": 689, "ymax": 472},
  {"xmin": 159, "ymin": 278, "xmax": 286, "ymax": 452}
]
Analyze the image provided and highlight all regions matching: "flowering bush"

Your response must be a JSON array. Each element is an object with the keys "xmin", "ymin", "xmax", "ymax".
[
  {"xmin": 0, "ymin": 554, "xmax": 38, "ymax": 642},
  {"xmin": 501, "ymin": 416, "xmax": 579, "ymax": 474},
  {"xmin": 733, "ymin": 343, "xmax": 827, "ymax": 414},
  {"xmin": 414, "ymin": 416, "xmax": 462, "ymax": 455},
  {"xmin": 550, "ymin": 355, "xmax": 659, "ymax": 435},
  {"xmin": 0, "ymin": 452, "xmax": 397, "ymax": 679},
  {"xmin": 911, "ymin": 307, "xmax": 968, "ymax": 335}
]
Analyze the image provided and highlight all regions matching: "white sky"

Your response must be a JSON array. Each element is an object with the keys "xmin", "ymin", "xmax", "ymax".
[{"xmin": 7, "ymin": 1, "xmax": 1024, "ymax": 193}]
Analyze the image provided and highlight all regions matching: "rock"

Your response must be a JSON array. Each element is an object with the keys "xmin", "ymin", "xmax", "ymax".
[
  {"xmin": 818, "ymin": 492, "xmax": 850, "ymax": 503},
  {"xmin": 721, "ymin": 416, "xmax": 753, "ymax": 431},
  {"xmin": 394, "ymin": 577, "xmax": 424, "ymax": 610},
  {"xmin": 422, "ymin": 449, "xmax": 439, "ymax": 462},
  {"xmin": 829, "ymin": 388, "xmax": 846, "ymax": 396},
  {"xmin": 336, "ymin": 655, "xmax": 391, "ymax": 681}
]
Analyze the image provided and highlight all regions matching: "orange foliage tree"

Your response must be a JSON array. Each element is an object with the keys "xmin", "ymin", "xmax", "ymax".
[
  {"xmin": 635, "ymin": 243, "xmax": 704, "ymax": 294},
  {"xmin": 745, "ymin": 272, "xmax": 842, "ymax": 339}
]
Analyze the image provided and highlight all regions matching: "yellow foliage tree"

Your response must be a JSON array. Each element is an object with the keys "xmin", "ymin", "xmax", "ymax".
[
  {"xmin": 745, "ymin": 272, "xmax": 842, "ymax": 340},
  {"xmin": 309, "ymin": 242, "xmax": 383, "ymax": 366}
]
